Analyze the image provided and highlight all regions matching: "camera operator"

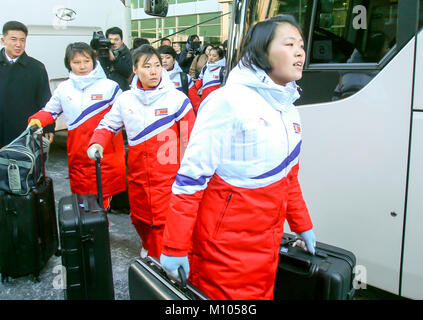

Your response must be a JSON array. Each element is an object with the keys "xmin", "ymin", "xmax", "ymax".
[
  {"xmin": 178, "ymin": 34, "xmax": 200, "ymax": 74},
  {"xmin": 98, "ymin": 27, "xmax": 133, "ymax": 91}
]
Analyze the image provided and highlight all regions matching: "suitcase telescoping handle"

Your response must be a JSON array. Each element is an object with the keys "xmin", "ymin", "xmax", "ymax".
[
  {"xmin": 94, "ymin": 151, "xmax": 104, "ymax": 210},
  {"xmin": 178, "ymin": 266, "xmax": 187, "ymax": 289}
]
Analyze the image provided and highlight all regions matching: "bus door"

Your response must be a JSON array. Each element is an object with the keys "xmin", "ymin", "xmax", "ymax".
[
  {"xmin": 401, "ymin": 6, "xmax": 423, "ymax": 299},
  {"xmin": 272, "ymin": 0, "xmax": 419, "ymax": 297}
]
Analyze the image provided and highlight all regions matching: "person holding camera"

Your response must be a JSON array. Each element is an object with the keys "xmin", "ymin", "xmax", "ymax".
[
  {"xmin": 28, "ymin": 42, "xmax": 126, "ymax": 210},
  {"xmin": 98, "ymin": 27, "xmax": 133, "ymax": 91},
  {"xmin": 178, "ymin": 34, "xmax": 200, "ymax": 74}
]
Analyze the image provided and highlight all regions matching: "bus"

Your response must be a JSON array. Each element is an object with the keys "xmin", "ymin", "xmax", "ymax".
[
  {"xmin": 1, "ymin": 0, "xmax": 131, "ymax": 130},
  {"xmin": 146, "ymin": 0, "xmax": 423, "ymax": 299}
]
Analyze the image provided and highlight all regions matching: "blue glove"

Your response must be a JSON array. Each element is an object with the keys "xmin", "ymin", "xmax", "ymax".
[
  {"xmin": 296, "ymin": 230, "xmax": 316, "ymax": 255},
  {"xmin": 160, "ymin": 254, "xmax": 190, "ymax": 282}
]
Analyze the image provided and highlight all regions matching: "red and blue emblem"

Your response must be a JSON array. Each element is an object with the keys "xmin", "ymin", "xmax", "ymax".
[{"xmin": 293, "ymin": 123, "xmax": 301, "ymax": 133}]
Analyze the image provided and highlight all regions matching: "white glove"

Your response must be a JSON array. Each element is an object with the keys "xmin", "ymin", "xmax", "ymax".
[
  {"xmin": 160, "ymin": 254, "xmax": 190, "ymax": 283},
  {"xmin": 87, "ymin": 143, "xmax": 104, "ymax": 160},
  {"xmin": 294, "ymin": 230, "xmax": 316, "ymax": 255}
]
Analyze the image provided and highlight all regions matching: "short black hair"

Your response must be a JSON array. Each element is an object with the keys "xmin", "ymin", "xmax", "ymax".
[
  {"xmin": 210, "ymin": 47, "xmax": 225, "ymax": 60},
  {"xmin": 64, "ymin": 42, "xmax": 96, "ymax": 72},
  {"xmin": 106, "ymin": 27, "xmax": 123, "ymax": 40},
  {"xmin": 2, "ymin": 20, "xmax": 28, "ymax": 36},
  {"xmin": 158, "ymin": 45, "xmax": 176, "ymax": 59},
  {"xmin": 133, "ymin": 38, "xmax": 150, "ymax": 50},
  {"xmin": 132, "ymin": 44, "xmax": 162, "ymax": 67},
  {"xmin": 240, "ymin": 15, "xmax": 304, "ymax": 73},
  {"xmin": 160, "ymin": 38, "xmax": 171, "ymax": 45},
  {"xmin": 201, "ymin": 43, "xmax": 213, "ymax": 55}
]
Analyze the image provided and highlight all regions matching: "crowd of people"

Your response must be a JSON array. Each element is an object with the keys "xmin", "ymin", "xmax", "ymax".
[{"xmin": 0, "ymin": 16, "xmax": 316, "ymax": 300}]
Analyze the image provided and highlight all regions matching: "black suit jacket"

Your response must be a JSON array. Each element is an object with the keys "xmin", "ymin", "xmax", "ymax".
[
  {"xmin": 0, "ymin": 48, "xmax": 54, "ymax": 147},
  {"xmin": 99, "ymin": 44, "xmax": 133, "ymax": 91}
]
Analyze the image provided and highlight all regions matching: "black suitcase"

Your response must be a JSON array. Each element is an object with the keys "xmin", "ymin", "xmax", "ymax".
[
  {"xmin": 273, "ymin": 233, "xmax": 356, "ymax": 300},
  {"xmin": 128, "ymin": 256, "xmax": 210, "ymax": 300},
  {"xmin": 0, "ymin": 176, "xmax": 59, "ymax": 281},
  {"xmin": 58, "ymin": 154, "xmax": 114, "ymax": 300}
]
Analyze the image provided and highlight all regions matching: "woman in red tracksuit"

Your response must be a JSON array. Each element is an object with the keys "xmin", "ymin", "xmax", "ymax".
[
  {"xmin": 160, "ymin": 15, "xmax": 317, "ymax": 300},
  {"xmin": 188, "ymin": 47, "xmax": 225, "ymax": 114},
  {"xmin": 28, "ymin": 42, "xmax": 126, "ymax": 209},
  {"xmin": 87, "ymin": 45, "xmax": 196, "ymax": 259}
]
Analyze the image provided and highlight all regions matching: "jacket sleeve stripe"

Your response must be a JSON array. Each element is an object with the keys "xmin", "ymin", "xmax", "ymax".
[
  {"xmin": 175, "ymin": 173, "xmax": 212, "ymax": 187},
  {"xmin": 251, "ymin": 141, "xmax": 302, "ymax": 179},
  {"xmin": 174, "ymin": 98, "xmax": 191, "ymax": 120},
  {"xmin": 69, "ymin": 86, "xmax": 120, "ymax": 126},
  {"xmin": 106, "ymin": 124, "xmax": 123, "ymax": 133},
  {"xmin": 203, "ymin": 79, "xmax": 221, "ymax": 88},
  {"xmin": 130, "ymin": 98, "xmax": 190, "ymax": 141}
]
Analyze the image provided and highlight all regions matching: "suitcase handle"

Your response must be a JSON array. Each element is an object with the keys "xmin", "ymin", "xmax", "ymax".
[
  {"xmin": 94, "ymin": 152, "xmax": 103, "ymax": 210},
  {"xmin": 279, "ymin": 253, "xmax": 319, "ymax": 278},
  {"xmin": 178, "ymin": 266, "xmax": 187, "ymax": 289}
]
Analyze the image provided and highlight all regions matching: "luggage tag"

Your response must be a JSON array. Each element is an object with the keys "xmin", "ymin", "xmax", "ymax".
[{"xmin": 8, "ymin": 160, "xmax": 22, "ymax": 194}]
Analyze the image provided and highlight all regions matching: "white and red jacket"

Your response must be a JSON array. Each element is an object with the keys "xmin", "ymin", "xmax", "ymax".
[
  {"xmin": 29, "ymin": 62, "xmax": 126, "ymax": 196},
  {"xmin": 188, "ymin": 58, "xmax": 225, "ymax": 113},
  {"xmin": 162, "ymin": 63, "xmax": 313, "ymax": 300},
  {"xmin": 90, "ymin": 70, "xmax": 196, "ymax": 225},
  {"xmin": 167, "ymin": 60, "xmax": 194, "ymax": 94}
]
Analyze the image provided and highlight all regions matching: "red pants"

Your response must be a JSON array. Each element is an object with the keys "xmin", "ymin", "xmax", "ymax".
[{"xmin": 131, "ymin": 216, "xmax": 164, "ymax": 259}]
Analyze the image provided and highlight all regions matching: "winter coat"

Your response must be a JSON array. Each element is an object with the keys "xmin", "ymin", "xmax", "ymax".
[
  {"xmin": 162, "ymin": 62, "xmax": 313, "ymax": 300},
  {"xmin": 99, "ymin": 44, "xmax": 133, "ymax": 91},
  {"xmin": 189, "ymin": 58, "xmax": 226, "ymax": 113},
  {"xmin": 178, "ymin": 47, "xmax": 195, "ymax": 74},
  {"xmin": 29, "ymin": 62, "xmax": 126, "ymax": 196},
  {"xmin": 189, "ymin": 53, "xmax": 208, "ymax": 79},
  {"xmin": 90, "ymin": 69, "xmax": 196, "ymax": 225},
  {"xmin": 0, "ymin": 48, "xmax": 54, "ymax": 147},
  {"xmin": 166, "ymin": 61, "xmax": 194, "ymax": 96}
]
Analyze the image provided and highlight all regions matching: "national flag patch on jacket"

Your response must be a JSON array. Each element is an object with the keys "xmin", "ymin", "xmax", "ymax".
[
  {"xmin": 293, "ymin": 123, "xmax": 301, "ymax": 133},
  {"xmin": 91, "ymin": 94, "xmax": 103, "ymax": 100},
  {"xmin": 155, "ymin": 108, "xmax": 168, "ymax": 116}
]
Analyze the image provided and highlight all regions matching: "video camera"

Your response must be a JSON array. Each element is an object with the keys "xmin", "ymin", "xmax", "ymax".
[
  {"xmin": 189, "ymin": 41, "xmax": 202, "ymax": 55},
  {"xmin": 90, "ymin": 31, "xmax": 114, "ymax": 59}
]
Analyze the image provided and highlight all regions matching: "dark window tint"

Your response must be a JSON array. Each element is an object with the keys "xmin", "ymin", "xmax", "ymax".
[
  {"xmin": 310, "ymin": 0, "xmax": 398, "ymax": 64},
  {"xmin": 420, "ymin": 0, "xmax": 423, "ymax": 29}
]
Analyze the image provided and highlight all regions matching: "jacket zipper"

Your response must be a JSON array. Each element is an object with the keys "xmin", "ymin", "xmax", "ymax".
[{"xmin": 213, "ymin": 193, "xmax": 232, "ymax": 239}]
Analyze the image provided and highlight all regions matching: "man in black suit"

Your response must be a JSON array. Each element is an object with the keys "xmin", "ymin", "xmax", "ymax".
[{"xmin": 0, "ymin": 20, "xmax": 54, "ymax": 147}]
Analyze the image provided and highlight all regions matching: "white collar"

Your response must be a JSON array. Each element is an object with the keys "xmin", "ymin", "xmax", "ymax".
[{"xmin": 3, "ymin": 50, "xmax": 19, "ymax": 63}]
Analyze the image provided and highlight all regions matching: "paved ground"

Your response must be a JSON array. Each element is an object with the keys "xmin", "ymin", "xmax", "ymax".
[{"xmin": 0, "ymin": 131, "xmax": 406, "ymax": 300}]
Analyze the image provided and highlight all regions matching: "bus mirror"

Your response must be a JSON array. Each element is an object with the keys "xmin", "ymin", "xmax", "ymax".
[{"xmin": 144, "ymin": 0, "xmax": 168, "ymax": 17}]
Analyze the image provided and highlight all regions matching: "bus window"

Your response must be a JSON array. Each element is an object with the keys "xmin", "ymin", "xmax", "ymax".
[
  {"xmin": 266, "ymin": 0, "xmax": 310, "ymax": 32},
  {"xmin": 310, "ymin": 0, "xmax": 398, "ymax": 64},
  {"xmin": 293, "ymin": 0, "xmax": 398, "ymax": 104}
]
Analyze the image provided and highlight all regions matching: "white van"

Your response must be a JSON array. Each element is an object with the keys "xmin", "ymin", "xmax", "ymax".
[{"xmin": 1, "ymin": 0, "xmax": 131, "ymax": 129}]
